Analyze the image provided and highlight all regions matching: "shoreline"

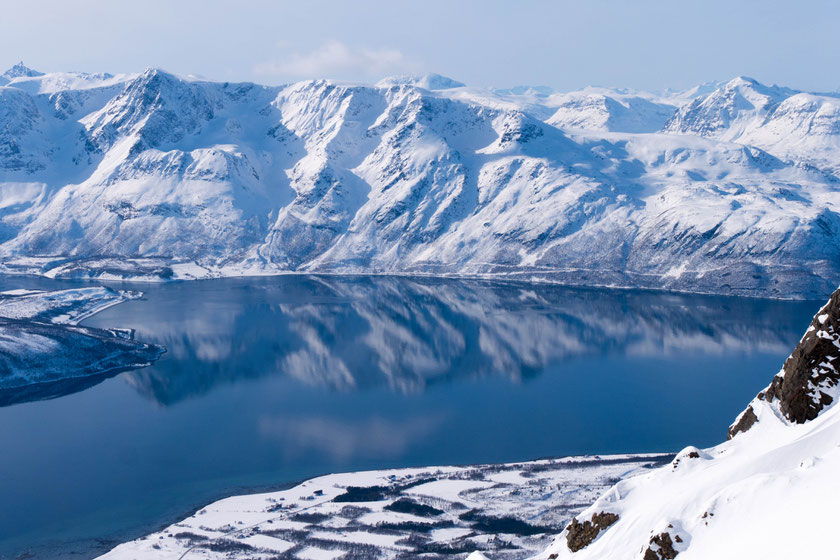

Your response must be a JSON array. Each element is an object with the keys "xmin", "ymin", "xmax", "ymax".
[
  {"xmin": 0, "ymin": 267, "xmax": 828, "ymax": 303},
  {"xmin": 94, "ymin": 453, "xmax": 674, "ymax": 560}
]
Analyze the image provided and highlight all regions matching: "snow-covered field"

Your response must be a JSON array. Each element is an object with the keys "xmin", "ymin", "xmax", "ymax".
[
  {"xmin": 0, "ymin": 286, "xmax": 163, "ymax": 404},
  {"xmin": 96, "ymin": 454, "xmax": 671, "ymax": 560},
  {"xmin": 1, "ymin": 64, "xmax": 839, "ymax": 298}
]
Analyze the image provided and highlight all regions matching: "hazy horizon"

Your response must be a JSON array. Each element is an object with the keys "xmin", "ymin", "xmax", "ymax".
[{"xmin": 2, "ymin": 0, "xmax": 839, "ymax": 93}]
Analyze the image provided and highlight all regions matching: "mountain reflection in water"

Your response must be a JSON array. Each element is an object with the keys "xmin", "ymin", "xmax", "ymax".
[
  {"xmin": 0, "ymin": 275, "xmax": 820, "ymax": 559},
  {"xmin": 82, "ymin": 275, "xmax": 815, "ymax": 404}
]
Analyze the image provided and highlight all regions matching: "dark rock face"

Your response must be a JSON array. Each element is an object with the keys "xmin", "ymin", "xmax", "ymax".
[
  {"xmin": 727, "ymin": 405, "xmax": 758, "ymax": 439},
  {"xmin": 565, "ymin": 511, "xmax": 619, "ymax": 552},
  {"xmin": 643, "ymin": 532, "xmax": 679, "ymax": 560},
  {"xmin": 760, "ymin": 289, "xmax": 840, "ymax": 423},
  {"xmin": 729, "ymin": 287, "xmax": 840, "ymax": 437}
]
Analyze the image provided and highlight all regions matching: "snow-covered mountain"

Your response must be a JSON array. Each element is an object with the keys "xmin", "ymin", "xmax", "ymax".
[
  {"xmin": 546, "ymin": 87, "xmax": 676, "ymax": 133},
  {"xmin": 0, "ymin": 61, "xmax": 43, "ymax": 84},
  {"xmin": 665, "ymin": 76, "xmax": 840, "ymax": 175},
  {"xmin": 532, "ymin": 286, "xmax": 840, "ymax": 559},
  {"xmin": 376, "ymin": 72, "xmax": 466, "ymax": 90},
  {"xmin": 1, "ymin": 64, "xmax": 839, "ymax": 298}
]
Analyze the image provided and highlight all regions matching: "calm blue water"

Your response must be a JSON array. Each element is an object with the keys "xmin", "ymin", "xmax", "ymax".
[{"xmin": 0, "ymin": 275, "xmax": 819, "ymax": 558}]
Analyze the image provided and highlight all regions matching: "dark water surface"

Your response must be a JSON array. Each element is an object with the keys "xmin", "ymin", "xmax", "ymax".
[{"xmin": 0, "ymin": 275, "xmax": 820, "ymax": 558}]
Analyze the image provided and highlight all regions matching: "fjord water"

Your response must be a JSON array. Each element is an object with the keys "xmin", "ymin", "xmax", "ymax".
[{"xmin": 0, "ymin": 276, "xmax": 819, "ymax": 558}]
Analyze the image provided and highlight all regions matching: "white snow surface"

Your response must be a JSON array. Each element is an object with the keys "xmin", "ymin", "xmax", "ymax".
[
  {"xmin": 531, "ymin": 291, "xmax": 840, "ymax": 560},
  {"xmin": 531, "ymin": 401, "xmax": 840, "ymax": 560},
  {"xmin": 1, "ymin": 65, "xmax": 839, "ymax": 298}
]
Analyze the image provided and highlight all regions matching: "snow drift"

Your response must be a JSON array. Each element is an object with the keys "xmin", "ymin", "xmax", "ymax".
[{"xmin": 533, "ymin": 286, "xmax": 840, "ymax": 559}]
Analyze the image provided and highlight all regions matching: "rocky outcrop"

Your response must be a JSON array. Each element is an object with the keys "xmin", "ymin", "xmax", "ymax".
[
  {"xmin": 565, "ymin": 512, "xmax": 619, "ymax": 552},
  {"xmin": 539, "ymin": 289, "xmax": 840, "ymax": 560},
  {"xmin": 760, "ymin": 289, "xmax": 840, "ymax": 422},
  {"xmin": 726, "ymin": 405, "xmax": 758, "ymax": 439},
  {"xmin": 729, "ymin": 286, "xmax": 840, "ymax": 438},
  {"xmin": 642, "ymin": 532, "xmax": 679, "ymax": 560}
]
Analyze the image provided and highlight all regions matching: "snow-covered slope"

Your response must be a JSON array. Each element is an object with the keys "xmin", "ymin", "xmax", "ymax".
[
  {"xmin": 665, "ymin": 76, "xmax": 840, "ymax": 175},
  {"xmin": 1, "ymin": 65, "xmax": 839, "ymax": 298},
  {"xmin": 533, "ymin": 287, "xmax": 840, "ymax": 560}
]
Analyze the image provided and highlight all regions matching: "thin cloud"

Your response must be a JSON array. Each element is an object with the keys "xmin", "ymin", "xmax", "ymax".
[
  {"xmin": 258, "ymin": 413, "xmax": 446, "ymax": 462},
  {"xmin": 254, "ymin": 40, "xmax": 419, "ymax": 81}
]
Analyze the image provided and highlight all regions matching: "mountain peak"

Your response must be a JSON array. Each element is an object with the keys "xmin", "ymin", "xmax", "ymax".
[
  {"xmin": 377, "ymin": 73, "xmax": 465, "ymax": 90},
  {"xmin": 139, "ymin": 67, "xmax": 176, "ymax": 81},
  {"xmin": 129, "ymin": 67, "xmax": 184, "ymax": 91},
  {"xmin": 2, "ymin": 61, "xmax": 44, "ymax": 80},
  {"xmin": 726, "ymin": 75, "xmax": 760, "ymax": 87},
  {"xmin": 717, "ymin": 75, "xmax": 797, "ymax": 99}
]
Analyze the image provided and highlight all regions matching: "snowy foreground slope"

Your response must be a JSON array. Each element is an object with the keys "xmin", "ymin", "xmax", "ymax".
[
  {"xmin": 0, "ymin": 286, "xmax": 163, "ymax": 405},
  {"xmin": 96, "ymin": 455, "xmax": 671, "ymax": 560},
  {"xmin": 1, "ymin": 64, "xmax": 839, "ymax": 297},
  {"xmin": 532, "ymin": 287, "xmax": 840, "ymax": 560}
]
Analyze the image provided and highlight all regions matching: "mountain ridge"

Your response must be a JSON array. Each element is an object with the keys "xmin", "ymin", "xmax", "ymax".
[{"xmin": 1, "ymin": 65, "xmax": 839, "ymax": 298}]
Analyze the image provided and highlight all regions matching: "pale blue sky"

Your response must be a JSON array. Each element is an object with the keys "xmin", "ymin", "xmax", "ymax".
[{"xmin": 2, "ymin": 0, "xmax": 838, "ymax": 92}]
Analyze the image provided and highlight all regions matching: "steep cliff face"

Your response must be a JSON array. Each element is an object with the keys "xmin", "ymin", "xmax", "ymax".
[
  {"xmin": 534, "ymin": 287, "xmax": 840, "ymax": 560},
  {"xmin": 1, "ymin": 66, "xmax": 839, "ymax": 298},
  {"xmin": 729, "ymin": 288, "xmax": 840, "ymax": 436}
]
